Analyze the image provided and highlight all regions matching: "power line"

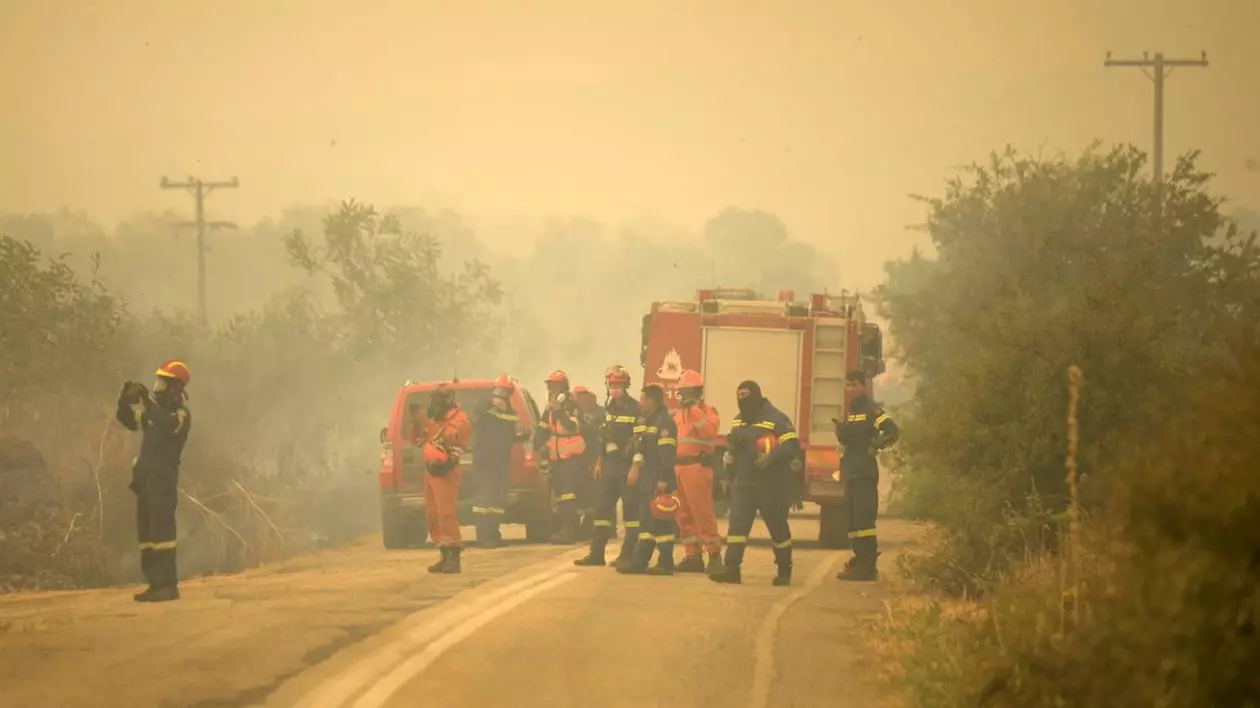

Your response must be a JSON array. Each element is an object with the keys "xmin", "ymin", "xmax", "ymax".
[
  {"xmin": 159, "ymin": 175, "xmax": 240, "ymax": 325},
  {"xmin": 1103, "ymin": 51, "xmax": 1209, "ymax": 185}
]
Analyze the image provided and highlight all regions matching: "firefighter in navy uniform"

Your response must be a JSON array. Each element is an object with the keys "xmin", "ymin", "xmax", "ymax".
[
  {"xmin": 618, "ymin": 383, "xmax": 679, "ymax": 575},
  {"xmin": 834, "ymin": 370, "xmax": 900, "ymax": 581},
  {"xmin": 574, "ymin": 365, "xmax": 642, "ymax": 569},
  {"xmin": 115, "ymin": 360, "xmax": 192, "ymax": 603},
  {"xmin": 533, "ymin": 370, "xmax": 587, "ymax": 544},
  {"xmin": 710, "ymin": 380, "xmax": 799, "ymax": 587},
  {"xmin": 572, "ymin": 385, "xmax": 604, "ymax": 541},
  {"xmin": 472, "ymin": 375, "xmax": 529, "ymax": 549}
]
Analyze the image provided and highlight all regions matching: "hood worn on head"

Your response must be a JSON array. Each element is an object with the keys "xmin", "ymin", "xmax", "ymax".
[{"xmin": 737, "ymin": 380, "xmax": 764, "ymax": 419}]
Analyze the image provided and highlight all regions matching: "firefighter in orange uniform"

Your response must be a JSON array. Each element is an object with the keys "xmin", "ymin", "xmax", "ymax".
[
  {"xmin": 672, "ymin": 370, "xmax": 725, "ymax": 575},
  {"xmin": 533, "ymin": 370, "xmax": 587, "ymax": 544},
  {"xmin": 419, "ymin": 384, "xmax": 471, "ymax": 573}
]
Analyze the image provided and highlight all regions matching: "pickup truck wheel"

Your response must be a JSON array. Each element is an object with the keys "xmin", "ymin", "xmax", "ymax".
[
  {"xmin": 382, "ymin": 501, "xmax": 423, "ymax": 549},
  {"xmin": 818, "ymin": 502, "xmax": 851, "ymax": 549},
  {"xmin": 525, "ymin": 496, "xmax": 553, "ymax": 543}
]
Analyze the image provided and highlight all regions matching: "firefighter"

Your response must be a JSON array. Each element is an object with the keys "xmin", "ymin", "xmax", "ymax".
[
  {"xmin": 533, "ymin": 370, "xmax": 587, "ymax": 544},
  {"xmin": 672, "ymin": 369, "xmax": 724, "ymax": 575},
  {"xmin": 472, "ymin": 376, "xmax": 526, "ymax": 549},
  {"xmin": 420, "ymin": 384, "xmax": 471, "ymax": 573},
  {"xmin": 572, "ymin": 385, "xmax": 604, "ymax": 540},
  {"xmin": 618, "ymin": 383, "xmax": 679, "ymax": 575},
  {"xmin": 115, "ymin": 359, "xmax": 192, "ymax": 603},
  {"xmin": 710, "ymin": 380, "xmax": 799, "ymax": 586},
  {"xmin": 574, "ymin": 365, "xmax": 642, "ymax": 569},
  {"xmin": 834, "ymin": 370, "xmax": 900, "ymax": 581}
]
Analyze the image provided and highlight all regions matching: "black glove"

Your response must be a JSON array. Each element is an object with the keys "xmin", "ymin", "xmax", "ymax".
[{"xmin": 119, "ymin": 381, "xmax": 141, "ymax": 405}]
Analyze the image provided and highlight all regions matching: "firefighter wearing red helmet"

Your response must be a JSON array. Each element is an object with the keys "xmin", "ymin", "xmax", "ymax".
[
  {"xmin": 419, "ymin": 384, "xmax": 471, "ymax": 573},
  {"xmin": 533, "ymin": 369, "xmax": 587, "ymax": 544},
  {"xmin": 574, "ymin": 365, "xmax": 643, "ymax": 569},
  {"xmin": 709, "ymin": 380, "xmax": 799, "ymax": 587},
  {"xmin": 617, "ymin": 382, "xmax": 679, "ymax": 575},
  {"xmin": 115, "ymin": 359, "xmax": 192, "ymax": 603},
  {"xmin": 472, "ymin": 375, "xmax": 529, "ymax": 549},
  {"xmin": 671, "ymin": 370, "xmax": 725, "ymax": 575}
]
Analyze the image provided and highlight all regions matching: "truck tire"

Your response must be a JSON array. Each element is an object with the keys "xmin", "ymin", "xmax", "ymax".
[
  {"xmin": 818, "ymin": 502, "xmax": 851, "ymax": 549},
  {"xmin": 382, "ymin": 502, "xmax": 427, "ymax": 549},
  {"xmin": 525, "ymin": 495, "xmax": 553, "ymax": 543}
]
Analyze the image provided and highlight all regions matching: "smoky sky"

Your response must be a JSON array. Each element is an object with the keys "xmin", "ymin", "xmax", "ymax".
[{"xmin": 3, "ymin": 0, "xmax": 1257, "ymax": 290}]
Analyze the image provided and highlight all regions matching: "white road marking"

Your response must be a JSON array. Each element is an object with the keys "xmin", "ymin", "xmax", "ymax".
[
  {"xmin": 748, "ymin": 552, "xmax": 842, "ymax": 708},
  {"xmin": 351, "ymin": 572, "xmax": 579, "ymax": 708},
  {"xmin": 296, "ymin": 556, "xmax": 582, "ymax": 708}
]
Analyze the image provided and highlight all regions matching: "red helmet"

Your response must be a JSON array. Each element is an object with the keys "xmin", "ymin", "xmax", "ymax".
[
  {"xmin": 677, "ymin": 369, "xmax": 704, "ymax": 390},
  {"xmin": 493, "ymin": 374, "xmax": 515, "ymax": 390},
  {"xmin": 649, "ymin": 493, "xmax": 681, "ymax": 520},
  {"xmin": 755, "ymin": 432, "xmax": 779, "ymax": 456},
  {"xmin": 156, "ymin": 360, "xmax": 191, "ymax": 385},
  {"xmin": 605, "ymin": 365, "xmax": 631, "ymax": 388},
  {"xmin": 573, "ymin": 385, "xmax": 592, "ymax": 395},
  {"xmin": 545, "ymin": 370, "xmax": 570, "ymax": 385},
  {"xmin": 423, "ymin": 443, "xmax": 449, "ymax": 466}
]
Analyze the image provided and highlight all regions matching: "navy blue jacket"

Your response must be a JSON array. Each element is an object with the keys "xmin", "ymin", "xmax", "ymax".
[
  {"xmin": 726, "ymin": 399, "xmax": 799, "ymax": 488},
  {"xmin": 836, "ymin": 395, "xmax": 899, "ymax": 480},
  {"xmin": 633, "ymin": 407, "xmax": 677, "ymax": 493}
]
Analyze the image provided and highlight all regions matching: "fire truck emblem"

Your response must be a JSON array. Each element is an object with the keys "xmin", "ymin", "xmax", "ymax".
[{"xmin": 657, "ymin": 348, "xmax": 684, "ymax": 381}]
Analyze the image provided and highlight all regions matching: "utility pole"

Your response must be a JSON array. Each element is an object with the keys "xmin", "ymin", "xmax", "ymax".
[
  {"xmin": 1104, "ymin": 51, "xmax": 1208, "ymax": 185},
  {"xmin": 160, "ymin": 175, "xmax": 239, "ymax": 325}
]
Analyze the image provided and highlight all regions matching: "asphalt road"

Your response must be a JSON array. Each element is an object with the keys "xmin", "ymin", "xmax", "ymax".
[{"xmin": 0, "ymin": 515, "xmax": 924, "ymax": 708}]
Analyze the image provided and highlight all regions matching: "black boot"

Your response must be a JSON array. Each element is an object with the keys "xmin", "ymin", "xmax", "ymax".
[
  {"xmin": 144, "ymin": 586, "xmax": 181, "ymax": 602},
  {"xmin": 442, "ymin": 547, "xmax": 462, "ymax": 574},
  {"xmin": 836, "ymin": 552, "xmax": 878, "ymax": 581},
  {"xmin": 676, "ymin": 555, "xmax": 706, "ymax": 573},
  {"xmin": 428, "ymin": 547, "xmax": 449, "ymax": 573},
  {"xmin": 647, "ymin": 542, "xmax": 675, "ymax": 575},
  {"xmin": 134, "ymin": 548, "xmax": 156, "ymax": 602},
  {"xmin": 708, "ymin": 563, "xmax": 742, "ymax": 584},
  {"xmin": 612, "ymin": 527, "xmax": 640, "ymax": 571},
  {"xmin": 574, "ymin": 532, "xmax": 609, "ymax": 566},
  {"xmin": 619, "ymin": 538, "xmax": 655, "ymax": 574},
  {"xmin": 706, "ymin": 551, "xmax": 726, "ymax": 576},
  {"xmin": 772, "ymin": 545, "xmax": 793, "ymax": 586}
]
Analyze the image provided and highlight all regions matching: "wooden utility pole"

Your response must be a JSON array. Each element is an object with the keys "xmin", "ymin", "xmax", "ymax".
[
  {"xmin": 160, "ymin": 176, "xmax": 239, "ymax": 324},
  {"xmin": 1103, "ymin": 51, "xmax": 1209, "ymax": 185}
]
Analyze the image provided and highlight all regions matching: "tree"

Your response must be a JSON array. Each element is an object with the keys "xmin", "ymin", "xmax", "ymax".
[
  {"xmin": 703, "ymin": 207, "xmax": 839, "ymax": 294},
  {"xmin": 283, "ymin": 200, "xmax": 504, "ymax": 373},
  {"xmin": 876, "ymin": 145, "xmax": 1257, "ymax": 593}
]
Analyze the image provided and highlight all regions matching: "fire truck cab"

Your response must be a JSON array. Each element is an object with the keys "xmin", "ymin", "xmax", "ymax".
[{"xmin": 639, "ymin": 287, "xmax": 886, "ymax": 548}]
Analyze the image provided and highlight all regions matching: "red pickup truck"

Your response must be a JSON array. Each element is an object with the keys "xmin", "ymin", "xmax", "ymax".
[{"xmin": 377, "ymin": 378, "xmax": 552, "ymax": 548}]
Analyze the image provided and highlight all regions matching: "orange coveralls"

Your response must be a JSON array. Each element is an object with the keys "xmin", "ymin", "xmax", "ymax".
[
  {"xmin": 673, "ymin": 402, "xmax": 722, "ymax": 559},
  {"xmin": 422, "ymin": 406, "xmax": 471, "ymax": 548}
]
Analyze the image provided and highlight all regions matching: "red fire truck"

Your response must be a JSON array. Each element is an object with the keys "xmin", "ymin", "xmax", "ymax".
[{"xmin": 639, "ymin": 288, "xmax": 886, "ymax": 548}]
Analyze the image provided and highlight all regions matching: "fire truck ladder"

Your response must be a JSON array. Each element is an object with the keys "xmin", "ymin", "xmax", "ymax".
[{"xmin": 810, "ymin": 319, "xmax": 848, "ymax": 445}]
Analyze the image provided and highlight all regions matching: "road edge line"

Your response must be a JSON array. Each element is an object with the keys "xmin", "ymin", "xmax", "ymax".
[
  {"xmin": 350, "ymin": 572, "xmax": 579, "ymax": 708},
  {"xmin": 748, "ymin": 551, "xmax": 842, "ymax": 708},
  {"xmin": 298, "ymin": 552, "xmax": 583, "ymax": 708}
]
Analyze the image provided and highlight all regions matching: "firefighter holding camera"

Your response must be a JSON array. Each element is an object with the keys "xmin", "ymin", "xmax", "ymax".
[{"xmin": 115, "ymin": 360, "xmax": 192, "ymax": 603}]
